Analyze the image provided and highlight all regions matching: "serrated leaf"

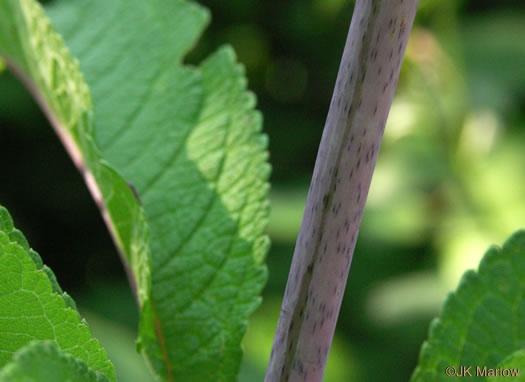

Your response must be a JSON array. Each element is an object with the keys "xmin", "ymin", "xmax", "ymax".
[
  {"xmin": 0, "ymin": 341, "xmax": 110, "ymax": 382},
  {"xmin": 0, "ymin": 0, "xmax": 151, "ymax": 307},
  {"xmin": 47, "ymin": 0, "xmax": 271, "ymax": 380},
  {"xmin": 411, "ymin": 231, "xmax": 525, "ymax": 382},
  {"xmin": 1, "ymin": 0, "xmax": 270, "ymax": 380},
  {"xmin": 487, "ymin": 350, "xmax": 525, "ymax": 381},
  {"xmin": 0, "ymin": 206, "xmax": 115, "ymax": 381}
]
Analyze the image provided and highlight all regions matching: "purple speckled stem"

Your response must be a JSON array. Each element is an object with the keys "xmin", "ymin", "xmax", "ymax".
[{"xmin": 265, "ymin": 1, "xmax": 418, "ymax": 381}]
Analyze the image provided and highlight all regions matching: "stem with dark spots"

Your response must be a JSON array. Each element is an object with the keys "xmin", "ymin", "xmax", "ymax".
[{"xmin": 265, "ymin": 1, "xmax": 418, "ymax": 381}]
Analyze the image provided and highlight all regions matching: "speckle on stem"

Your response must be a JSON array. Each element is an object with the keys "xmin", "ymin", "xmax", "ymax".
[{"xmin": 265, "ymin": 1, "xmax": 418, "ymax": 381}]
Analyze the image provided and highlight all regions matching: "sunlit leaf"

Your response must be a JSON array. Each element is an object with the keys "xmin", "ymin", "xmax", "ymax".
[
  {"xmin": 412, "ymin": 231, "xmax": 525, "ymax": 381},
  {"xmin": 0, "ymin": 341, "xmax": 110, "ymax": 382},
  {"xmin": 0, "ymin": 206, "xmax": 115, "ymax": 380}
]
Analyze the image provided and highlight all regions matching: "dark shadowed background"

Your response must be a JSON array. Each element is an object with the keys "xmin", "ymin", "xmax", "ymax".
[{"xmin": 1, "ymin": 0, "xmax": 524, "ymax": 380}]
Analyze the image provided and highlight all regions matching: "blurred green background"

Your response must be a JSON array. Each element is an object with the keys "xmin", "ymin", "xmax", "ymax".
[{"xmin": 1, "ymin": 0, "xmax": 524, "ymax": 380}]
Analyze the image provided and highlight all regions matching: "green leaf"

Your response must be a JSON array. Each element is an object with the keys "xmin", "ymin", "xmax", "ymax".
[
  {"xmin": 0, "ymin": 206, "xmax": 115, "ymax": 381},
  {"xmin": 0, "ymin": 0, "xmax": 151, "ymax": 307},
  {"xmin": 0, "ymin": 341, "xmax": 110, "ymax": 382},
  {"xmin": 411, "ymin": 231, "xmax": 525, "ymax": 381},
  {"xmin": 487, "ymin": 350, "xmax": 525, "ymax": 381},
  {"xmin": 47, "ymin": 1, "xmax": 270, "ymax": 379},
  {"xmin": 0, "ymin": 0, "xmax": 270, "ymax": 380}
]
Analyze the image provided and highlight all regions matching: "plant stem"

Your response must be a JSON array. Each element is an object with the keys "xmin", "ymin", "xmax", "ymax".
[{"xmin": 265, "ymin": 1, "xmax": 418, "ymax": 381}]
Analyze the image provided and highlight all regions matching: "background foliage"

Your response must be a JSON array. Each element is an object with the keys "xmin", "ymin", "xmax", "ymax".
[{"xmin": 0, "ymin": 0, "xmax": 524, "ymax": 380}]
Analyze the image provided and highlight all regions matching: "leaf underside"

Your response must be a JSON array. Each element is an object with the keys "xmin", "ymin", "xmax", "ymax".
[
  {"xmin": 0, "ymin": 206, "xmax": 115, "ymax": 381},
  {"xmin": 0, "ymin": 0, "xmax": 151, "ymax": 304},
  {"xmin": 412, "ymin": 231, "xmax": 525, "ymax": 381},
  {"xmin": 0, "ymin": 0, "xmax": 270, "ymax": 380}
]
